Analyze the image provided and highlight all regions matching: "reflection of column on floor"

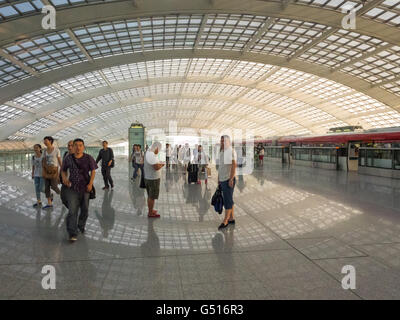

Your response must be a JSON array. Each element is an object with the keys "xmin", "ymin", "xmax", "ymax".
[
  {"xmin": 129, "ymin": 181, "xmax": 145, "ymax": 216},
  {"xmin": 197, "ymin": 188, "xmax": 211, "ymax": 222}
]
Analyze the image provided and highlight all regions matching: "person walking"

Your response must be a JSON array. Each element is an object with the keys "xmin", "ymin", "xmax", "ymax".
[
  {"xmin": 96, "ymin": 140, "xmax": 114, "ymax": 190},
  {"xmin": 217, "ymin": 135, "xmax": 237, "ymax": 230},
  {"xmin": 197, "ymin": 145, "xmax": 209, "ymax": 185},
  {"xmin": 166, "ymin": 143, "xmax": 172, "ymax": 169},
  {"xmin": 129, "ymin": 144, "xmax": 136, "ymax": 180},
  {"xmin": 131, "ymin": 144, "xmax": 144, "ymax": 180},
  {"xmin": 61, "ymin": 138, "xmax": 97, "ymax": 242},
  {"xmin": 144, "ymin": 141, "xmax": 164, "ymax": 218},
  {"xmin": 259, "ymin": 147, "xmax": 264, "ymax": 167},
  {"xmin": 32, "ymin": 144, "xmax": 45, "ymax": 207},
  {"xmin": 42, "ymin": 136, "xmax": 62, "ymax": 210},
  {"xmin": 183, "ymin": 143, "xmax": 191, "ymax": 173},
  {"xmin": 171, "ymin": 145, "xmax": 178, "ymax": 169}
]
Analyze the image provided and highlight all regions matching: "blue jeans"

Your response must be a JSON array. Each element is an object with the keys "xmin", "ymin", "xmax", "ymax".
[
  {"xmin": 133, "ymin": 163, "xmax": 143, "ymax": 179},
  {"xmin": 220, "ymin": 178, "xmax": 236, "ymax": 210},
  {"xmin": 64, "ymin": 187, "xmax": 90, "ymax": 237},
  {"xmin": 33, "ymin": 177, "xmax": 44, "ymax": 201}
]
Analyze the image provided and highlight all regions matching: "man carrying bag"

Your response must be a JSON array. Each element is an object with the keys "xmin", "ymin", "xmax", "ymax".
[
  {"xmin": 96, "ymin": 140, "xmax": 115, "ymax": 190},
  {"xmin": 61, "ymin": 138, "xmax": 98, "ymax": 243}
]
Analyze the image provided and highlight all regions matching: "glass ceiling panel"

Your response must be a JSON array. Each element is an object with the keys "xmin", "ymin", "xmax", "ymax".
[
  {"xmin": 264, "ymin": 67, "xmax": 315, "ymax": 88},
  {"xmin": 4, "ymin": 31, "xmax": 87, "ymax": 73},
  {"xmin": 0, "ymin": 1, "xmax": 121, "ymax": 22},
  {"xmin": 361, "ymin": 110, "xmax": 400, "ymax": 128},
  {"xmin": 17, "ymin": 117, "xmax": 56, "ymax": 135},
  {"xmin": 342, "ymin": 45, "xmax": 400, "ymax": 84},
  {"xmin": 250, "ymin": 18, "xmax": 330, "ymax": 57},
  {"xmin": 10, "ymin": 85, "xmax": 66, "ymax": 109},
  {"xmin": 0, "ymin": 104, "xmax": 26, "ymax": 127},
  {"xmin": 54, "ymin": 126, "xmax": 77, "ymax": 139},
  {"xmin": 198, "ymin": 14, "xmax": 267, "ymax": 51},
  {"xmin": 0, "ymin": 11, "xmax": 398, "ymax": 94},
  {"xmin": 0, "ymin": 56, "xmax": 30, "ymax": 88},
  {"xmin": 56, "ymin": 71, "xmax": 108, "ymax": 94},
  {"xmin": 227, "ymin": 61, "xmax": 273, "ymax": 81},
  {"xmin": 49, "ymin": 103, "xmax": 87, "ymax": 120},
  {"xmin": 381, "ymin": 79, "xmax": 400, "ymax": 96},
  {"xmin": 330, "ymin": 93, "xmax": 387, "ymax": 114},
  {"xmin": 299, "ymin": 78, "xmax": 353, "ymax": 99},
  {"xmin": 299, "ymin": 29, "xmax": 386, "ymax": 68}
]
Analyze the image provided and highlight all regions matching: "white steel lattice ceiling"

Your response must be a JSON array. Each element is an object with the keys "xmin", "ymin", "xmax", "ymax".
[{"xmin": 0, "ymin": 0, "xmax": 399, "ymax": 146}]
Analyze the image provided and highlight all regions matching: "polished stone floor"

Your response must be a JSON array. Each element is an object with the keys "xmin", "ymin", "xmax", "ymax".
[{"xmin": 1, "ymin": 160, "xmax": 400, "ymax": 300}]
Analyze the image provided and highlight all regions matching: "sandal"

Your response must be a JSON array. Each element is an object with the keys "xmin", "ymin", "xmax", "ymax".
[{"xmin": 218, "ymin": 222, "xmax": 229, "ymax": 230}]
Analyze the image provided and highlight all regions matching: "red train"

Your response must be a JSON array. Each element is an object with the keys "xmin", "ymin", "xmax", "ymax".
[{"xmin": 250, "ymin": 128, "xmax": 400, "ymax": 177}]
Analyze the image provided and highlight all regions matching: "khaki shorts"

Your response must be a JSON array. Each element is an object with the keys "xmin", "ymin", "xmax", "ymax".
[{"xmin": 145, "ymin": 178, "xmax": 160, "ymax": 200}]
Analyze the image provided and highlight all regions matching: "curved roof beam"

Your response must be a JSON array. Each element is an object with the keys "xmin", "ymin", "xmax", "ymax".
[
  {"xmin": 3, "ymin": 73, "xmax": 371, "ymax": 140},
  {"xmin": 21, "ymin": 95, "xmax": 309, "ymax": 144},
  {"xmin": 1, "ymin": 0, "xmax": 397, "ymax": 47},
  {"xmin": 1, "ymin": 50, "xmax": 399, "ymax": 111}
]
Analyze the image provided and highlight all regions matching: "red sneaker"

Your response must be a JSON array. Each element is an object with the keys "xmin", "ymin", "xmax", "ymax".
[{"xmin": 148, "ymin": 214, "xmax": 160, "ymax": 218}]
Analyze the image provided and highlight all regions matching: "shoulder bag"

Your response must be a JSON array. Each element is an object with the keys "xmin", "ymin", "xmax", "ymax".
[{"xmin": 42, "ymin": 149, "xmax": 59, "ymax": 180}]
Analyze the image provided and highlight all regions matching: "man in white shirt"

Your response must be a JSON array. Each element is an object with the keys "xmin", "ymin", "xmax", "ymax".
[
  {"xmin": 144, "ymin": 141, "xmax": 165, "ymax": 218},
  {"xmin": 217, "ymin": 135, "xmax": 237, "ymax": 230}
]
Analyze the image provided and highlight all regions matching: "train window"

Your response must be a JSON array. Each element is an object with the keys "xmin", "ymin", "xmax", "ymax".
[
  {"xmin": 394, "ymin": 151, "xmax": 400, "ymax": 170},
  {"xmin": 359, "ymin": 149, "xmax": 366, "ymax": 166}
]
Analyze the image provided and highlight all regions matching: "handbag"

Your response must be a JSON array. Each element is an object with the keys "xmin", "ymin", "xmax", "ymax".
[
  {"xmin": 70, "ymin": 154, "xmax": 96, "ymax": 199},
  {"xmin": 206, "ymin": 167, "xmax": 211, "ymax": 177},
  {"xmin": 211, "ymin": 184, "xmax": 224, "ymax": 214},
  {"xmin": 42, "ymin": 150, "xmax": 59, "ymax": 180}
]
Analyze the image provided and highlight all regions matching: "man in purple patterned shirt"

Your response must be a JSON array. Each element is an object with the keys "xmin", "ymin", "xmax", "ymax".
[{"xmin": 61, "ymin": 138, "xmax": 98, "ymax": 242}]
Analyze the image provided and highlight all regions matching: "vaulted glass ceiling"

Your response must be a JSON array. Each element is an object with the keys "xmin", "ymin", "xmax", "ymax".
[{"xmin": 0, "ymin": 0, "xmax": 399, "ymax": 146}]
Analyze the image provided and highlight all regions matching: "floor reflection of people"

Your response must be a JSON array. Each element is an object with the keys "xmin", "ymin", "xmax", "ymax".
[
  {"xmin": 212, "ymin": 226, "xmax": 235, "ymax": 286},
  {"xmin": 95, "ymin": 190, "xmax": 115, "ymax": 238},
  {"xmin": 165, "ymin": 169, "xmax": 173, "ymax": 193},
  {"xmin": 129, "ymin": 180, "xmax": 145, "ymax": 216},
  {"xmin": 141, "ymin": 219, "xmax": 160, "ymax": 256},
  {"xmin": 183, "ymin": 183, "xmax": 201, "ymax": 205},
  {"xmin": 237, "ymin": 174, "xmax": 246, "ymax": 193},
  {"xmin": 197, "ymin": 187, "xmax": 211, "ymax": 222},
  {"xmin": 61, "ymin": 234, "xmax": 97, "ymax": 297}
]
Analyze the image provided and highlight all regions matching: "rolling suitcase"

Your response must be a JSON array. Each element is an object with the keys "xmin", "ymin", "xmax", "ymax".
[{"xmin": 187, "ymin": 163, "xmax": 198, "ymax": 184}]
